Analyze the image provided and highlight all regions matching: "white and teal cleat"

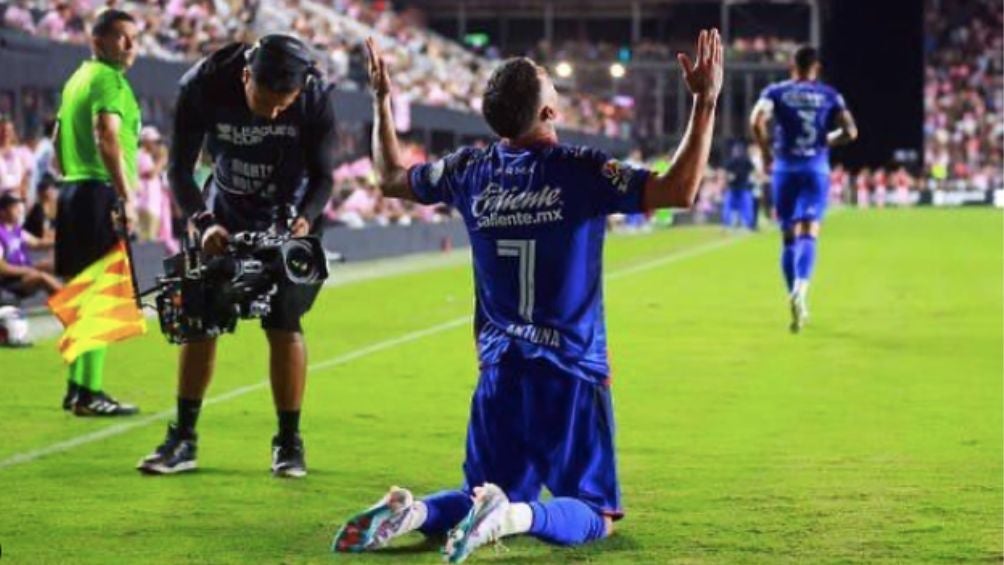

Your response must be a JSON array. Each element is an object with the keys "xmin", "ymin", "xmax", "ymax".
[
  {"xmin": 442, "ymin": 483, "xmax": 509, "ymax": 564},
  {"xmin": 332, "ymin": 486, "xmax": 416, "ymax": 552},
  {"xmin": 789, "ymin": 285, "xmax": 809, "ymax": 333}
]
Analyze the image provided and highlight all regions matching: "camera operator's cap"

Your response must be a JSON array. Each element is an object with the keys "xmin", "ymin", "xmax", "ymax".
[
  {"xmin": 0, "ymin": 190, "xmax": 22, "ymax": 208},
  {"xmin": 140, "ymin": 126, "xmax": 161, "ymax": 142},
  {"xmin": 245, "ymin": 34, "xmax": 316, "ymax": 93}
]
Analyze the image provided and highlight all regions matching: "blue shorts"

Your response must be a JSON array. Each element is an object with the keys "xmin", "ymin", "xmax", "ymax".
[
  {"xmin": 461, "ymin": 354, "xmax": 623, "ymax": 519},
  {"xmin": 772, "ymin": 170, "xmax": 830, "ymax": 231},
  {"xmin": 722, "ymin": 188, "xmax": 755, "ymax": 228}
]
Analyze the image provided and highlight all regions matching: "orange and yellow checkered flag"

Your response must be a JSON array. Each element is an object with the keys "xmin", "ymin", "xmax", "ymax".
[{"xmin": 47, "ymin": 241, "xmax": 147, "ymax": 363}]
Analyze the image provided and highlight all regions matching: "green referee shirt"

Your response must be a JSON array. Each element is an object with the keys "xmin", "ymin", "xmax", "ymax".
[{"xmin": 56, "ymin": 58, "xmax": 141, "ymax": 186}]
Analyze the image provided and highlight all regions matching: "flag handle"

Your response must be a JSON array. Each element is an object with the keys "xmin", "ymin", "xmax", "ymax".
[{"xmin": 114, "ymin": 200, "xmax": 142, "ymax": 309}]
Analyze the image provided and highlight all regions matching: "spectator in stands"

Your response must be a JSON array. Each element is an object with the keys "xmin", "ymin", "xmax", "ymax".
[
  {"xmin": 136, "ymin": 125, "xmax": 168, "ymax": 242},
  {"xmin": 872, "ymin": 168, "xmax": 888, "ymax": 208},
  {"xmin": 3, "ymin": 0, "xmax": 36, "ymax": 35},
  {"xmin": 336, "ymin": 180, "xmax": 381, "ymax": 228},
  {"xmin": 0, "ymin": 117, "xmax": 34, "ymax": 200},
  {"xmin": 0, "ymin": 191, "xmax": 62, "ymax": 298},
  {"xmin": 27, "ymin": 119, "xmax": 58, "ymax": 204},
  {"xmin": 924, "ymin": 0, "xmax": 1002, "ymax": 189},
  {"xmin": 855, "ymin": 167, "xmax": 871, "ymax": 208},
  {"xmin": 892, "ymin": 167, "xmax": 914, "ymax": 206},
  {"xmin": 36, "ymin": 2, "xmax": 74, "ymax": 42},
  {"xmin": 23, "ymin": 174, "xmax": 58, "ymax": 242}
]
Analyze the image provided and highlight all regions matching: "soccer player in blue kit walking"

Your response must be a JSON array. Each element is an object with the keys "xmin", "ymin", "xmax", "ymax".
[
  {"xmin": 750, "ymin": 46, "xmax": 858, "ymax": 332},
  {"xmin": 333, "ymin": 30, "xmax": 723, "ymax": 562}
]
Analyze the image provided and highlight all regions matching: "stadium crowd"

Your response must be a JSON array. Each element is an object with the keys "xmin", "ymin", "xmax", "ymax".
[
  {"xmin": 0, "ymin": 0, "xmax": 630, "ymax": 135},
  {"xmin": 528, "ymin": 35, "xmax": 799, "ymax": 65},
  {"xmin": 923, "ymin": 0, "xmax": 1003, "ymax": 191},
  {"xmin": 1, "ymin": 0, "xmax": 258, "ymax": 60}
]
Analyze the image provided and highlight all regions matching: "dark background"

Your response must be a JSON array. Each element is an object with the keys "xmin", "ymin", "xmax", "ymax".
[{"xmin": 823, "ymin": 0, "xmax": 925, "ymax": 169}]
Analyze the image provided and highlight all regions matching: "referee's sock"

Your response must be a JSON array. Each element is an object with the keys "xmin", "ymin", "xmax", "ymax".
[{"xmin": 79, "ymin": 346, "xmax": 108, "ymax": 393}]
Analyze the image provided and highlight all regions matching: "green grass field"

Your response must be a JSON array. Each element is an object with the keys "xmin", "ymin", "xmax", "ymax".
[{"xmin": 1, "ymin": 208, "xmax": 1001, "ymax": 563}]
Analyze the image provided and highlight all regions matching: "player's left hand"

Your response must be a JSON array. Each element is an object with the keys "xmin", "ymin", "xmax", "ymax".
[
  {"xmin": 678, "ymin": 28, "xmax": 724, "ymax": 103},
  {"xmin": 291, "ymin": 216, "xmax": 310, "ymax": 237},
  {"xmin": 365, "ymin": 37, "xmax": 392, "ymax": 101}
]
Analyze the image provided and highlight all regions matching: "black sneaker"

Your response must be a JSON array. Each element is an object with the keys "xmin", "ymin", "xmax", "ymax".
[
  {"xmin": 73, "ymin": 391, "xmax": 140, "ymax": 417},
  {"xmin": 271, "ymin": 434, "xmax": 307, "ymax": 478},
  {"xmin": 137, "ymin": 424, "xmax": 198, "ymax": 475},
  {"xmin": 62, "ymin": 381, "xmax": 80, "ymax": 412}
]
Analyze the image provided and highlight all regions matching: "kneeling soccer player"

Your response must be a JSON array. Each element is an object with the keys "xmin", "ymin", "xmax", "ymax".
[{"xmin": 333, "ymin": 30, "xmax": 723, "ymax": 562}]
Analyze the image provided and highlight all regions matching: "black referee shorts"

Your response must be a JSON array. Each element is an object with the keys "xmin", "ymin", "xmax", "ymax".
[{"xmin": 55, "ymin": 180, "xmax": 119, "ymax": 279}]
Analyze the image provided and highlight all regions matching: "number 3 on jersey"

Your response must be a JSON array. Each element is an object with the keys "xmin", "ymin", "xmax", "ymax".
[
  {"xmin": 497, "ymin": 239, "xmax": 536, "ymax": 322},
  {"xmin": 796, "ymin": 109, "xmax": 818, "ymax": 149}
]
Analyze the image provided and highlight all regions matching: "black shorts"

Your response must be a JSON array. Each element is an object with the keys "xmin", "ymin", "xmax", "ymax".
[
  {"xmin": 55, "ymin": 180, "xmax": 119, "ymax": 279},
  {"xmin": 261, "ymin": 282, "xmax": 322, "ymax": 333},
  {"xmin": 211, "ymin": 193, "xmax": 322, "ymax": 333}
]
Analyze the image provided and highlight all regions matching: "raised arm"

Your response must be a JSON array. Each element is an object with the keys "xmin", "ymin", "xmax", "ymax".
[
  {"xmin": 827, "ymin": 108, "xmax": 858, "ymax": 147},
  {"xmin": 365, "ymin": 38, "xmax": 414, "ymax": 201},
  {"xmin": 643, "ymin": 29, "xmax": 724, "ymax": 209}
]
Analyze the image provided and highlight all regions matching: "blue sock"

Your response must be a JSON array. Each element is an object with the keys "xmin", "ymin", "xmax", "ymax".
[
  {"xmin": 795, "ymin": 234, "xmax": 818, "ymax": 281},
  {"xmin": 419, "ymin": 490, "xmax": 472, "ymax": 536},
  {"xmin": 527, "ymin": 499, "xmax": 607, "ymax": 546},
  {"xmin": 781, "ymin": 239, "xmax": 796, "ymax": 292}
]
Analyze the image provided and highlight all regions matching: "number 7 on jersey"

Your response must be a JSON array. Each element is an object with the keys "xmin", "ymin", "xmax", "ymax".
[{"xmin": 497, "ymin": 239, "xmax": 536, "ymax": 323}]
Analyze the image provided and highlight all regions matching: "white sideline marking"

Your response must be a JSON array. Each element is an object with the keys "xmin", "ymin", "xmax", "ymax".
[{"xmin": 0, "ymin": 233, "xmax": 747, "ymax": 471}]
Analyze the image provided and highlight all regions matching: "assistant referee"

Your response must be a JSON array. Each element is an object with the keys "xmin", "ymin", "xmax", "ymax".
[{"xmin": 53, "ymin": 9, "xmax": 141, "ymax": 417}]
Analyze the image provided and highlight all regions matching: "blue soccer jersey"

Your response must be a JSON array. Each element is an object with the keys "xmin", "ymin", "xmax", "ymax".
[
  {"xmin": 758, "ymin": 80, "xmax": 847, "ymax": 173},
  {"xmin": 408, "ymin": 142, "xmax": 650, "ymax": 385},
  {"xmin": 725, "ymin": 155, "xmax": 755, "ymax": 191}
]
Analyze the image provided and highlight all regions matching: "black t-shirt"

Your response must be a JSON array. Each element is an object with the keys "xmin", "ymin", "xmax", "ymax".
[{"xmin": 167, "ymin": 43, "xmax": 338, "ymax": 231}]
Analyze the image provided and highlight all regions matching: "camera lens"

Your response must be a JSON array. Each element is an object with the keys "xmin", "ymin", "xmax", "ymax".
[{"xmin": 283, "ymin": 240, "xmax": 319, "ymax": 283}]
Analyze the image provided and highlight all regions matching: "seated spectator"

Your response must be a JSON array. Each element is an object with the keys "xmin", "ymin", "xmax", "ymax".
[
  {"xmin": 0, "ymin": 191, "xmax": 62, "ymax": 299},
  {"xmin": 335, "ymin": 182, "xmax": 381, "ymax": 228},
  {"xmin": 23, "ymin": 174, "xmax": 58, "ymax": 242}
]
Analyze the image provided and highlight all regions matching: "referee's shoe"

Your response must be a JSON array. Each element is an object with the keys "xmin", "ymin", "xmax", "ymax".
[{"xmin": 73, "ymin": 390, "xmax": 139, "ymax": 416}]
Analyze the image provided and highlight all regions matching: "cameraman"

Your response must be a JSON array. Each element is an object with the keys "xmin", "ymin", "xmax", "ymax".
[{"xmin": 137, "ymin": 34, "xmax": 337, "ymax": 478}]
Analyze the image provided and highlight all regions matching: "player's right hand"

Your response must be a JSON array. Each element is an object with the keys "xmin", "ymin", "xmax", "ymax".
[
  {"xmin": 678, "ymin": 28, "xmax": 724, "ymax": 103},
  {"xmin": 365, "ymin": 37, "xmax": 392, "ymax": 100},
  {"xmin": 200, "ymin": 224, "xmax": 230, "ymax": 256}
]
